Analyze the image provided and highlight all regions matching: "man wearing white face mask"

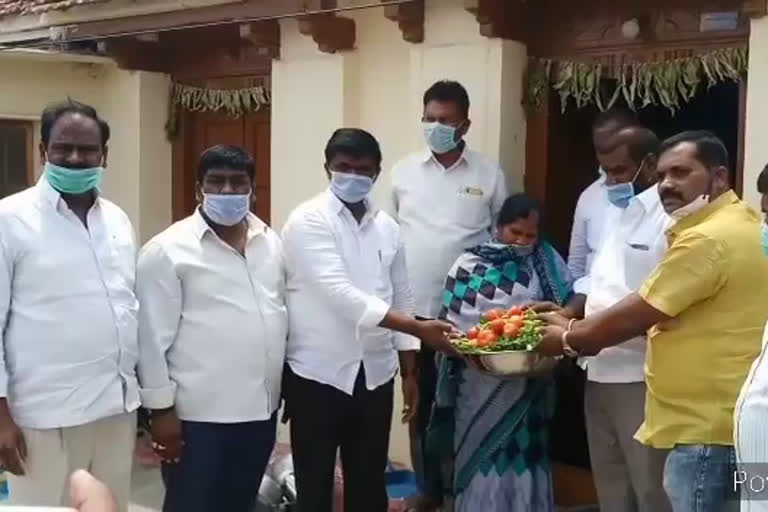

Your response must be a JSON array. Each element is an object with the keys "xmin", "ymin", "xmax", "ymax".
[
  {"xmin": 282, "ymin": 129, "xmax": 458, "ymax": 512},
  {"xmin": 388, "ymin": 80, "xmax": 507, "ymax": 505},
  {"xmin": 136, "ymin": 145, "xmax": 286, "ymax": 512},
  {"xmin": 0, "ymin": 100, "xmax": 138, "ymax": 510},
  {"xmin": 535, "ymin": 131, "xmax": 768, "ymax": 512}
]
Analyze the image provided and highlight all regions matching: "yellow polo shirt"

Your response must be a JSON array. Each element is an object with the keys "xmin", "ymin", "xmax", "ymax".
[{"xmin": 636, "ymin": 190, "xmax": 768, "ymax": 449}]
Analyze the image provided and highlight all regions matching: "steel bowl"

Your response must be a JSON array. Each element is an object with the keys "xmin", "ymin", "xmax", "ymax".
[{"xmin": 467, "ymin": 350, "xmax": 559, "ymax": 378}]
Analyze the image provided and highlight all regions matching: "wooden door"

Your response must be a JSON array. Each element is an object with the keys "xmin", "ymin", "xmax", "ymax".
[{"xmin": 173, "ymin": 108, "xmax": 271, "ymax": 224}]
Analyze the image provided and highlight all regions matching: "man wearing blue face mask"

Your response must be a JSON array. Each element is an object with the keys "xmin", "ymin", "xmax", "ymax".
[
  {"xmin": 578, "ymin": 127, "xmax": 671, "ymax": 512},
  {"xmin": 282, "ymin": 128, "xmax": 459, "ymax": 512},
  {"xmin": 0, "ymin": 100, "xmax": 139, "ymax": 510},
  {"xmin": 136, "ymin": 145, "xmax": 286, "ymax": 512},
  {"xmin": 388, "ymin": 80, "xmax": 507, "ymax": 507},
  {"xmin": 535, "ymin": 127, "xmax": 670, "ymax": 512}
]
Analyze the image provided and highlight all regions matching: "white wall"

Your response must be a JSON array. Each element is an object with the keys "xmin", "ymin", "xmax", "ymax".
[
  {"xmin": 0, "ymin": 52, "xmax": 172, "ymax": 242},
  {"xmin": 744, "ymin": 16, "xmax": 768, "ymax": 209}
]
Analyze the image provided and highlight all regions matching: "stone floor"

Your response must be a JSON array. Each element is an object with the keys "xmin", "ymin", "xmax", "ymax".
[{"xmin": 128, "ymin": 465, "xmax": 163, "ymax": 512}]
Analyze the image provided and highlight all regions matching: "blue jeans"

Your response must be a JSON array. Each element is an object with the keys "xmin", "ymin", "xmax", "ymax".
[{"xmin": 663, "ymin": 444, "xmax": 739, "ymax": 512}]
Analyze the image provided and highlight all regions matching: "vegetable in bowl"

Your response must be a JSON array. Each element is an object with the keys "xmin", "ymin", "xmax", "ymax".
[{"xmin": 452, "ymin": 306, "xmax": 544, "ymax": 354}]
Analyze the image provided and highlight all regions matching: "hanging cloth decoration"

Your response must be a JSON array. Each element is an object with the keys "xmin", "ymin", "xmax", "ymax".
[
  {"xmin": 165, "ymin": 81, "xmax": 271, "ymax": 140},
  {"xmin": 524, "ymin": 47, "xmax": 748, "ymax": 114}
]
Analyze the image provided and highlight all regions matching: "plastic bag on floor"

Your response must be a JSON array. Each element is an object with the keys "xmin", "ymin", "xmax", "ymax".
[{"xmin": 256, "ymin": 444, "xmax": 417, "ymax": 512}]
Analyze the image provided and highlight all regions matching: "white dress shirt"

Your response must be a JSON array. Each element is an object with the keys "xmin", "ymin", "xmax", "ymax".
[
  {"xmin": 281, "ymin": 190, "xmax": 419, "ymax": 395},
  {"xmin": 137, "ymin": 211, "xmax": 287, "ymax": 423},
  {"xmin": 736, "ymin": 323, "xmax": 768, "ymax": 512},
  {"xmin": 582, "ymin": 186, "xmax": 669, "ymax": 383},
  {"xmin": 389, "ymin": 146, "xmax": 507, "ymax": 317},
  {"xmin": 568, "ymin": 172, "xmax": 611, "ymax": 294},
  {"xmin": 0, "ymin": 178, "xmax": 139, "ymax": 429}
]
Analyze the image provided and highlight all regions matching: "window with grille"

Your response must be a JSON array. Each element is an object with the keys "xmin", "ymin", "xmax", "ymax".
[{"xmin": 0, "ymin": 120, "xmax": 33, "ymax": 199}]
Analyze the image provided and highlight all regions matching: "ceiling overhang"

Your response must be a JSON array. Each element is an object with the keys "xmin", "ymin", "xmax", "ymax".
[{"xmin": 0, "ymin": 0, "xmax": 417, "ymax": 46}]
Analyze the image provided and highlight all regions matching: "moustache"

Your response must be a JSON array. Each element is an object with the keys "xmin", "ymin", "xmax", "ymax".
[{"xmin": 659, "ymin": 190, "xmax": 683, "ymax": 202}]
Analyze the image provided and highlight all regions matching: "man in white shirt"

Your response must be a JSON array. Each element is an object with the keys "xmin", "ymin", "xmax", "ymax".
[
  {"xmin": 0, "ymin": 100, "xmax": 139, "ymax": 511},
  {"xmin": 282, "ymin": 129, "xmax": 457, "ymax": 512},
  {"xmin": 137, "ymin": 145, "xmax": 286, "ymax": 512},
  {"xmin": 388, "ymin": 80, "xmax": 506, "ymax": 503},
  {"xmin": 575, "ymin": 127, "xmax": 671, "ymax": 511},
  {"xmin": 568, "ymin": 108, "xmax": 637, "ymax": 292}
]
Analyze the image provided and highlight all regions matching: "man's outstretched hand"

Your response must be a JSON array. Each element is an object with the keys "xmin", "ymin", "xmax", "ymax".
[{"xmin": 415, "ymin": 319, "xmax": 462, "ymax": 357}]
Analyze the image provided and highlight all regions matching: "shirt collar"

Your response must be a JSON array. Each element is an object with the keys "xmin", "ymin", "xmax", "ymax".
[
  {"xmin": 421, "ymin": 143, "xmax": 471, "ymax": 170},
  {"xmin": 192, "ymin": 208, "xmax": 266, "ymax": 240},
  {"xmin": 667, "ymin": 189, "xmax": 738, "ymax": 236},
  {"xmin": 631, "ymin": 185, "xmax": 661, "ymax": 212},
  {"xmin": 35, "ymin": 174, "xmax": 101, "ymax": 211},
  {"xmin": 324, "ymin": 189, "xmax": 379, "ymax": 223}
]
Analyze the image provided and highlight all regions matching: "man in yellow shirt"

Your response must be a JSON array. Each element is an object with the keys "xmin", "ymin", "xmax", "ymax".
[{"xmin": 536, "ymin": 131, "xmax": 768, "ymax": 512}]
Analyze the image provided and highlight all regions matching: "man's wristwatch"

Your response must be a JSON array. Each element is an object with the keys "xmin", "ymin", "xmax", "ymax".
[{"xmin": 560, "ymin": 319, "xmax": 580, "ymax": 358}]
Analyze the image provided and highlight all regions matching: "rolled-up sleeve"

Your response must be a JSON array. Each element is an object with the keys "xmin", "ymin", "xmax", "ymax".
[
  {"xmin": 282, "ymin": 210, "xmax": 390, "ymax": 330},
  {"xmin": 390, "ymin": 242, "xmax": 420, "ymax": 351},
  {"xmin": 136, "ymin": 241, "xmax": 181, "ymax": 410},
  {"xmin": 639, "ymin": 231, "xmax": 726, "ymax": 317}
]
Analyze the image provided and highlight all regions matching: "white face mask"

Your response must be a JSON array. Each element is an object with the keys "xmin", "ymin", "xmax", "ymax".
[{"xmin": 668, "ymin": 194, "xmax": 710, "ymax": 222}]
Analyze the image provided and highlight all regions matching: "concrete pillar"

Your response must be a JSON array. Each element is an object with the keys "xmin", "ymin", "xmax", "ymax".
[
  {"xmin": 270, "ymin": 18, "xmax": 350, "ymax": 228},
  {"xmin": 102, "ymin": 68, "xmax": 172, "ymax": 242},
  {"xmin": 744, "ymin": 15, "xmax": 768, "ymax": 209}
]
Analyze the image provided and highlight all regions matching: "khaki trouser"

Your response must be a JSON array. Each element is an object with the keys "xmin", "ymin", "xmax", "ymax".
[
  {"xmin": 7, "ymin": 412, "xmax": 136, "ymax": 512},
  {"xmin": 585, "ymin": 381, "xmax": 671, "ymax": 512}
]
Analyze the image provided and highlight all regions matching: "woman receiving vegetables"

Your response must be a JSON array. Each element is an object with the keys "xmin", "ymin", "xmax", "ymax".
[{"xmin": 427, "ymin": 194, "xmax": 582, "ymax": 512}]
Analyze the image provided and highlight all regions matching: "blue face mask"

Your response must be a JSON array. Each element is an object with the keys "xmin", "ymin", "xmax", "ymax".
[
  {"xmin": 603, "ymin": 158, "xmax": 646, "ymax": 209},
  {"xmin": 761, "ymin": 223, "xmax": 768, "ymax": 256},
  {"xmin": 202, "ymin": 193, "xmax": 250, "ymax": 226},
  {"xmin": 422, "ymin": 121, "xmax": 463, "ymax": 155},
  {"xmin": 330, "ymin": 171, "xmax": 374, "ymax": 204},
  {"xmin": 45, "ymin": 161, "xmax": 104, "ymax": 195}
]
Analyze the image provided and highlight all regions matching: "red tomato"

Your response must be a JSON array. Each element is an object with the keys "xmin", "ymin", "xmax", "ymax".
[
  {"xmin": 490, "ymin": 319, "xmax": 506, "ymax": 336},
  {"xmin": 507, "ymin": 306, "xmax": 523, "ymax": 317},
  {"xmin": 485, "ymin": 309, "xmax": 505, "ymax": 321},
  {"xmin": 467, "ymin": 327, "xmax": 479, "ymax": 340},
  {"xmin": 477, "ymin": 330, "xmax": 498, "ymax": 348},
  {"xmin": 503, "ymin": 322, "xmax": 521, "ymax": 338}
]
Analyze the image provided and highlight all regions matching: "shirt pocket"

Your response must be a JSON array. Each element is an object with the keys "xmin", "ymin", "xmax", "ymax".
[{"xmin": 453, "ymin": 191, "xmax": 488, "ymax": 228}]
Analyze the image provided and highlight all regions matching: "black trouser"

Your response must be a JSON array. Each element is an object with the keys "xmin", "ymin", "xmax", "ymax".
[
  {"xmin": 285, "ymin": 365, "xmax": 394, "ymax": 512},
  {"xmin": 161, "ymin": 416, "xmax": 277, "ymax": 512},
  {"xmin": 412, "ymin": 346, "xmax": 443, "ymax": 500}
]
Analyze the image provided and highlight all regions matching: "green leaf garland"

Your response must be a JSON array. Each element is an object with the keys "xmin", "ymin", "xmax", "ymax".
[
  {"xmin": 524, "ymin": 47, "xmax": 747, "ymax": 114},
  {"xmin": 165, "ymin": 82, "xmax": 271, "ymax": 141}
]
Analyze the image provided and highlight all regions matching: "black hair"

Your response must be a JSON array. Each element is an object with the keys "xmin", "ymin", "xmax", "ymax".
[
  {"xmin": 324, "ymin": 128, "xmax": 382, "ymax": 166},
  {"xmin": 197, "ymin": 145, "xmax": 255, "ymax": 181},
  {"xmin": 423, "ymin": 80, "xmax": 470, "ymax": 118},
  {"xmin": 497, "ymin": 193, "xmax": 544, "ymax": 228},
  {"xmin": 592, "ymin": 108, "xmax": 636, "ymax": 132},
  {"xmin": 758, "ymin": 163, "xmax": 768, "ymax": 194},
  {"xmin": 659, "ymin": 130, "xmax": 729, "ymax": 170},
  {"xmin": 600, "ymin": 126, "xmax": 660, "ymax": 163},
  {"xmin": 40, "ymin": 99, "xmax": 111, "ymax": 147}
]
